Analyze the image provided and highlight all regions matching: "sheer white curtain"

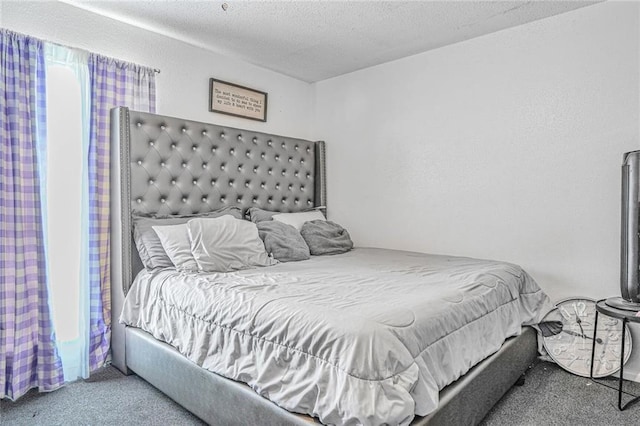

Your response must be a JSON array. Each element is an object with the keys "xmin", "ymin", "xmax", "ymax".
[{"xmin": 44, "ymin": 44, "xmax": 91, "ymax": 381}]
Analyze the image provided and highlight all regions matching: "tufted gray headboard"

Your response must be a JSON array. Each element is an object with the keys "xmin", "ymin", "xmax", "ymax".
[{"xmin": 109, "ymin": 107, "xmax": 325, "ymax": 371}]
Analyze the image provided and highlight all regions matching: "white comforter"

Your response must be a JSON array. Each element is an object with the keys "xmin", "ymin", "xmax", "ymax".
[{"xmin": 120, "ymin": 248, "xmax": 552, "ymax": 425}]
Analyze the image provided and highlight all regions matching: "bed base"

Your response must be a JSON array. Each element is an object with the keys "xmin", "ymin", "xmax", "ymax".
[{"xmin": 123, "ymin": 326, "xmax": 537, "ymax": 426}]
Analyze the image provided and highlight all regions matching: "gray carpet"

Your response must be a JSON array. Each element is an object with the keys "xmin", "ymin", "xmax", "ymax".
[
  {"xmin": 0, "ymin": 366, "xmax": 204, "ymax": 426},
  {"xmin": 2, "ymin": 361, "xmax": 640, "ymax": 425},
  {"xmin": 480, "ymin": 361, "xmax": 640, "ymax": 426}
]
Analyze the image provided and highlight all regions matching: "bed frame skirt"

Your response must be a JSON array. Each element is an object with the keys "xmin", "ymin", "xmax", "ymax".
[{"xmin": 124, "ymin": 326, "xmax": 537, "ymax": 425}]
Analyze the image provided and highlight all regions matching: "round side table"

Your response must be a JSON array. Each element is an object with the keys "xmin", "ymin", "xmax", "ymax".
[{"xmin": 592, "ymin": 299, "xmax": 640, "ymax": 410}]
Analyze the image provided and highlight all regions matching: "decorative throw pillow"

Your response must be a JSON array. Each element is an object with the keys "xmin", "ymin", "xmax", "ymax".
[
  {"xmin": 188, "ymin": 216, "xmax": 277, "ymax": 272},
  {"xmin": 152, "ymin": 223, "xmax": 198, "ymax": 272},
  {"xmin": 300, "ymin": 220, "xmax": 354, "ymax": 255},
  {"xmin": 272, "ymin": 210, "xmax": 326, "ymax": 231},
  {"xmin": 132, "ymin": 207, "xmax": 242, "ymax": 270},
  {"xmin": 257, "ymin": 221, "xmax": 310, "ymax": 262}
]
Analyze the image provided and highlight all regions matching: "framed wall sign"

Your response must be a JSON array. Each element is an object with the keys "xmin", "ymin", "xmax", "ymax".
[{"xmin": 209, "ymin": 78, "xmax": 267, "ymax": 122}]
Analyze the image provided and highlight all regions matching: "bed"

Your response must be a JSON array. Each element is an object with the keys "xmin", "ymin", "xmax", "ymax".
[{"xmin": 109, "ymin": 107, "xmax": 551, "ymax": 425}]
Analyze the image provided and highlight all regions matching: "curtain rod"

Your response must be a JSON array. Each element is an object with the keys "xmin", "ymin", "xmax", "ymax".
[{"xmin": 1, "ymin": 28, "xmax": 161, "ymax": 75}]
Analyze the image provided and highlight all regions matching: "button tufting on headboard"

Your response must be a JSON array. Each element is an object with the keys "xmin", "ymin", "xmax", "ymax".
[{"xmin": 125, "ymin": 109, "xmax": 319, "ymax": 217}]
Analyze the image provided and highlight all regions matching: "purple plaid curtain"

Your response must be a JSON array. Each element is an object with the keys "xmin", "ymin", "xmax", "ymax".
[
  {"xmin": 0, "ymin": 30, "xmax": 65, "ymax": 400},
  {"xmin": 87, "ymin": 55, "xmax": 155, "ymax": 371}
]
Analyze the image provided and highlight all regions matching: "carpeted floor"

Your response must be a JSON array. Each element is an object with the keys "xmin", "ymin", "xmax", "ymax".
[
  {"xmin": 1, "ymin": 366, "xmax": 204, "ymax": 426},
  {"xmin": 2, "ymin": 360, "xmax": 640, "ymax": 425},
  {"xmin": 481, "ymin": 362, "xmax": 640, "ymax": 425}
]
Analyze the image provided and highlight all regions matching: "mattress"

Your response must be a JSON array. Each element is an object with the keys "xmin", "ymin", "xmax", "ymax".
[{"xmin": 120, "ymin": 247, "xmax": 552, "ymax": 425}]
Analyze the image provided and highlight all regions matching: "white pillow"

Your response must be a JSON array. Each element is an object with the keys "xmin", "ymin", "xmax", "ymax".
[
  {"xmin": 187, "ymin": 216, "xmax": 277, "ymax": 272},
  {"xmin": 271, "ymin": 210, "xmax": 325, "ymax": 231},
  {"xmin": 152, "ymin": 223, "xmax": 198, "ymax": 271}
]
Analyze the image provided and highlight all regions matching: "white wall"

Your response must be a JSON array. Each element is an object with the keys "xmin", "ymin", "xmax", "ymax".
[
  {"xmin": 314, "ymin": 1, "xmax": 640, "ymax": 378},
  {"xmin": 0, "ymin": 1, "xmax": 314, "ymax": 140},
  {"xmin": 314, "ymin": 1, "xmax": 638, "ymax": 302}
]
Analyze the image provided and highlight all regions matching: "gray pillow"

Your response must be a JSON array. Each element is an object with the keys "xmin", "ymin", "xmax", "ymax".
[
  {"xmin": 246, "ymin": 207, "xmax": 278, "ymax": 223},
  {"xmin": 133, "ymin": 206, "xmax": 242, "ymax": 270},
  {"xmin": 300, "ymin": 220, "xmax": 353, "ymax": 256},
  {"xmin": 257, "ymin": 221, "xmax": 310, "ymax": 262}
]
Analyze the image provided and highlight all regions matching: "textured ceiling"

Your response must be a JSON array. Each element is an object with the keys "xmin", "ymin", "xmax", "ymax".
[{"xmin": 60, "ymin": 0, "xmax": 599, "ymax": 82}]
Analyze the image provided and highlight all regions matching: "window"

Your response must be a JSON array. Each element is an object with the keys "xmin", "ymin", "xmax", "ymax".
[{"xmin": 45, "ymin": 63, "xmax": 85, "ymax": 380}]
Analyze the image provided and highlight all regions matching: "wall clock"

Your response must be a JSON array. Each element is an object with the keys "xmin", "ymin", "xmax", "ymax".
[{"xmin": 541, "ymin": 297, "xmax": 632, "ymax": 378}]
